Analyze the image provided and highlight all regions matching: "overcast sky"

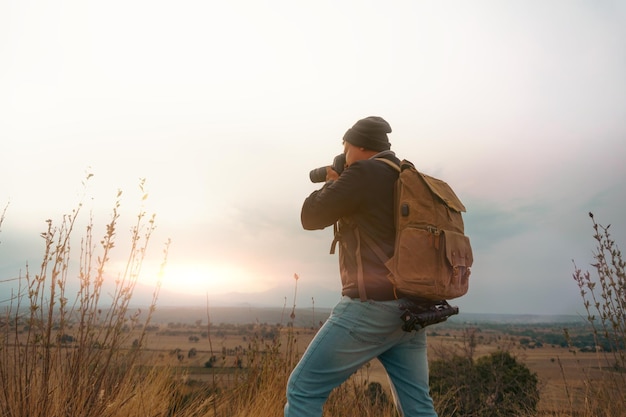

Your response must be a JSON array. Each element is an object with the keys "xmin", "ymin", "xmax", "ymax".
[{"xmin": 1, "ymin": 0, "xmax": 625, "ymax": 316}]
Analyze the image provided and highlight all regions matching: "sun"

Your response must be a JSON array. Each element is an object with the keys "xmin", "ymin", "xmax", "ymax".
[{"xmin": 155, "ymin": 262, "xmax": 267, "ymax": 297}]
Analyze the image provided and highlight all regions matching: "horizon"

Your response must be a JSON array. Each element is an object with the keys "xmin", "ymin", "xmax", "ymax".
[{"xmin": 112, "ymin": 303, "xmax": 592, "ymax": 327}]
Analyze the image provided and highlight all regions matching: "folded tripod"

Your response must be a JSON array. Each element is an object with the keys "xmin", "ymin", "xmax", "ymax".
[{"xmin": 400, "ymin": 301, "xmax": 459, "ymax": 331}]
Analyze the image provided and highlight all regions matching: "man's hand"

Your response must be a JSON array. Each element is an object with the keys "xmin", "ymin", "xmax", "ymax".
[{"xmin": 325, "ymin": 166, "xmax": 340, "ymax": 182}]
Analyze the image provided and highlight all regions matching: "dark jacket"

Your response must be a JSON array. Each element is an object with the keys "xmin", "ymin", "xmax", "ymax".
[{"xmin": 301, "ymin": 151, "xmax": 400, "ymax": 300}]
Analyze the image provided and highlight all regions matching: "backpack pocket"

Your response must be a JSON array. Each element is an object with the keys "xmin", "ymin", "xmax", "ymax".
[
  {"xmin": 441, "ymin": 230, "xmax": 472, "ymax": 298},
  {"xmin": 386, "ymin": 227, "xmax": 472, "ymax": 300}
]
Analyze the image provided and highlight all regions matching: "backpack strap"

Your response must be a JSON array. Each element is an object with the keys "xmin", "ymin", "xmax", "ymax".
[
  {"xmin": 353, "ymin": 228, "xmax": 368, "ymax": 301},
  {"xmin": 363, "ymin": 157, "xmax": 402, "ymax": 264},
  {"xmin": 356, "ymin": 227, "xmax": 401, "ymax": 301},
  {"xmin": 375, "ymin": 157, "xmax": 401, "ymax": 172},
  {"xmin": 359, "ymin": 229, "xmax": 390, "ymax": 264},
  {"xmin": 352, "ymin": 158, "xmax": 401, "ymax": 301}
]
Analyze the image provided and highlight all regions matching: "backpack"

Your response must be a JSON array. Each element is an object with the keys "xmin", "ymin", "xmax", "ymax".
[{"xmin": 356, "ymin": 158, "xmax": 473, "ymax": 302}]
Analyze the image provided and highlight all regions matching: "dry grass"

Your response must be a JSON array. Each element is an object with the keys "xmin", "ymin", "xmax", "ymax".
[
  {"xmin": 0, "ymin": 180, "xmax": 172, "ymax": 417},
  {"xmin": 566, "ymin": 214, "xmax": 626, "ymax": 416}
]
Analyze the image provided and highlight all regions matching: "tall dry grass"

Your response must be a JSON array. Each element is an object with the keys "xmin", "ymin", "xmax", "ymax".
[
  {"xmin": 565, "ymin": 213, "xmax": 626, "ymax": 417},
  {"xmin": 0, "ymin": 180, "xmax": 173, "ymax": 417}
]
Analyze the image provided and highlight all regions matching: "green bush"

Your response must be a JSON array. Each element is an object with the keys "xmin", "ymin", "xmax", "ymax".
[{"xmin": 430, "ymin": 350, "xmax": 539, "ymax": 416}]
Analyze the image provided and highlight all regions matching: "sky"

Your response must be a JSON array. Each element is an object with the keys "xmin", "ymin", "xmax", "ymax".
[{"xmin": 1, "ymin": 0, "xmax": 625, "ymax": 316}]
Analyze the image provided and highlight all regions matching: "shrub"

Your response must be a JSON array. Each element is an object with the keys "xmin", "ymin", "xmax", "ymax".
[{"xmin": 430, "ymin": 350, "xmax": 539, "ymax": 416}]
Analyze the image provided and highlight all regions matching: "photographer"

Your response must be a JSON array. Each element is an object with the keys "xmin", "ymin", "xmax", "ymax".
[{"xmin": 284, "ymin": 117, "xmax": 438, "ymax": 417}]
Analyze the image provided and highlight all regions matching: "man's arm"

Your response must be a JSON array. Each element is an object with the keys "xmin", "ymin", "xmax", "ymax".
[{"xmin": 300, "ymin": 163, "xmax": 366, "ymax": 230}]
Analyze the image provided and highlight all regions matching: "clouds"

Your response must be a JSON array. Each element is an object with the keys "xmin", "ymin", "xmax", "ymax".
[{"xmin": 1, "ymin": 0, "xmax": 625, "ymax": 315}]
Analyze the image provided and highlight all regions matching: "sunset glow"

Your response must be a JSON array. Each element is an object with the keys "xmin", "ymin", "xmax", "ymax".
[{"xmin": 156, "ymin": 263, "xmax": 269, "ymax": 297}]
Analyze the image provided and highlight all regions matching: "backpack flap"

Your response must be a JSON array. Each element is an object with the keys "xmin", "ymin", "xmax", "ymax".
[{"xmin": 420, "ymin": 173, "xmax": 466, "ymax": 213}]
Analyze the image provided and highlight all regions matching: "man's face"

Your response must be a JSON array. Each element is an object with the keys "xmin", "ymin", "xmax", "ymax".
[{"xmin": 343, "ymin": 141, "xmax": 359, "ymax": 167}]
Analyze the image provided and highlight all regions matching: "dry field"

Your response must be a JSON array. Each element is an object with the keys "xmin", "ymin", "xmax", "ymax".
[
  {"xmin": 4, "ymin": 317, "xmax": 619, "ymax": 416},
  {"xmin": 133, "ymin": 323, "xmax": 616, "ymax": 415}
]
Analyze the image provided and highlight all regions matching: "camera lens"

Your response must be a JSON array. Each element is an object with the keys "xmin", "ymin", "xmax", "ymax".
[{"xmin": 309, "ymin": 167, "xmax": 328, "ymax": 183}]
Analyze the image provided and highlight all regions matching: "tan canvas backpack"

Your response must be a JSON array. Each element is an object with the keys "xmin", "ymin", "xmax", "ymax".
[{"xmin": 356, "ymin": 159, "xmax": 473, "ymax": 302}]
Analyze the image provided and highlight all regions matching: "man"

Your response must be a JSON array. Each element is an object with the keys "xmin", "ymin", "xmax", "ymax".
[{"xmin": 284, "ymin": 116, "xmax": 438, "ymax": 417}]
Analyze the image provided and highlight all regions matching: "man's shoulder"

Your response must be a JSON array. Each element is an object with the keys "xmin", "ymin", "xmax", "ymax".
[
  {"xmin": 344, "ymin": 159, "xmax": 399, "ymax": 187},
  {"xmin": 373, "ymin": 151, "xmax": 401, "ymax": 166},
  {"xmin": 354, "ymin": 154, "xmax": 401, "ymax": 168},
  {"xmin": 356, "ymin": 156, "xmax": 401, "ymax": 174}
]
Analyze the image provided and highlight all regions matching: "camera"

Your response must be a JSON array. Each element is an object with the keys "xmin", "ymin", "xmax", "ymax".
[{"xmin": 309, "ymin": 153, "xmax": 346, "ymax": 183}]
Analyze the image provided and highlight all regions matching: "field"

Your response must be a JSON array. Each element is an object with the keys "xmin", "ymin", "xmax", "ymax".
[
  {"xmin": 125, "ymin": 307, "xmax": 620, "ymax": 415},
  {"xmin": 4, "ymin": 300, "xmax": 621, "ymax": 416}
]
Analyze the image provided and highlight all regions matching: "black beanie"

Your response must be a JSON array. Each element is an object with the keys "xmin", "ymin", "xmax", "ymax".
[{"xmin": 342, "ymin": 116, "xmax": 392, "ymax": 152}]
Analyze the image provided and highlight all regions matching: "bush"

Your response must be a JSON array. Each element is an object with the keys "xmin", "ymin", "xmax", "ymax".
[{"xmin": 430, "ymin": 350, "xmax": 539, "ymax": 416}]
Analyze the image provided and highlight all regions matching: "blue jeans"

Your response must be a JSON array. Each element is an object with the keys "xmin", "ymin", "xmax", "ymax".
[{"xmin": 285, "ymin": 296, "xmax": 438, "ymax": 417}]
